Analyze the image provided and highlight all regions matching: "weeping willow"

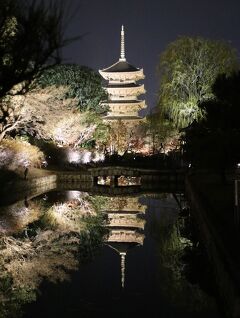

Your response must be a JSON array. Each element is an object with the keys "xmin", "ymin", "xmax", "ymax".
[{"xmin": 157, "ymin": 36, "xmax": 238, "ymax": 128}]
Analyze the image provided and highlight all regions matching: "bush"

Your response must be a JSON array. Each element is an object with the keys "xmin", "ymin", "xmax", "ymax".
[{"xmin": 0, "ymin": 138, "xmax": 45, "ymax": 170}]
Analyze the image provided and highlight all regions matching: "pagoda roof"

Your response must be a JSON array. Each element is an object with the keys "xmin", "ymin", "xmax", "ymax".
[
  {"xmin": 101, "ymin": 60, "xmax": 139, "ymax": 73},
  {"xmin": 106, "ymin": 242, "xmax": 140, "ymax": 254}
]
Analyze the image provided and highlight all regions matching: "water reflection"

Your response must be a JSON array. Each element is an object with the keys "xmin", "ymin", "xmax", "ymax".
[
  {"xmin": 97, "ymin": 176, "xmax": 141, "ymax": 187},
  {"xmin": 0, "ymin": 191, "xmax": 108, "ymax": 318},
  {"xmin": 104, "ymin": 196, "xmax": 146, "ymax": 288},
  {"xmin": 0, "ymin": 189, "xmax": 221, "ymax": 318}
]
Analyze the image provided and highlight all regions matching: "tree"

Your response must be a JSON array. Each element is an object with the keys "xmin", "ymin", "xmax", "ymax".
[
  {"xmin": 183, "ymin": 72, "xmax": 240, "ymax": 170},
  {"xmin": 106, "ymin": 120, "xmax": 146, "ymax": 155},
  {"xmin": 0, "ymin": 85, "xmax": 91, "ymax": 146},
  {"xmin": 36, "ymin": 64, "xmax": 107, "ymax": 114},
  {"xmin": 0, "ymin": 0, "xmax": 68, "ymax": 97},
  {"xmin": 0, "ymin": 65, "xmax": 108, "ymax": 146},
  {"xmin": 157, "ymin": 36, "xmax": 239, "ymax": 128},
  {"xmin": 0, "ymin": 0, "xmax": 75, "ymax": 140},
  {"xmin": 146, "ymin": 112, "xmax": 179, "ymax": 153}
]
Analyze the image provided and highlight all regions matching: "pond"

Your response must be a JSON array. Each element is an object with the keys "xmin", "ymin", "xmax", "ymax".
[{"xmin": 0, "ymin": 187, "xmax": 223, "ymax": 318}]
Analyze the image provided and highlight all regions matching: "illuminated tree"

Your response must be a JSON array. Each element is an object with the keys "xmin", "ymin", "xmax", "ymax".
[
  {"xmin": 107, "ymin": 120, "xmax": 146, "ymax": 154},
  {"xmin": 146, "ymin": 112, "xmax": 179, "ymax": 153},
  {"xmin": 157, "ymin": 37, "xmax": 238, "ymax": 128},
  {"xmin": 36, "ymin": 64, "xmax": 107, "ymax": 114},
  {"xmin": 1, "ymin": 82, "xmax": 107, "ymax": 147},
  {"xmin": 0, "ymin": 0, "xmax": 77, "ymax": 141}
]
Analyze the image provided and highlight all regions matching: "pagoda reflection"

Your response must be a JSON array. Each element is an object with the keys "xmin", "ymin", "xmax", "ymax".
[{"xmin": 103, "ymin": 196, "xmax": 146, "ymax": 288}]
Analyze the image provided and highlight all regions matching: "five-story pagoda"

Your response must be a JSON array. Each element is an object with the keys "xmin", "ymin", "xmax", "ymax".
[{"xmin": 99, "ymin": 26, "xmax": 146, "ymax": 120}]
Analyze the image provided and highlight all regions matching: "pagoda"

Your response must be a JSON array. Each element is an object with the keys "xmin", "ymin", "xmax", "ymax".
[
  {"xmin": 99, "ymin": 26, "xmax": 146, "ymax": 120},
  {"xmin": 104, "ymin": 196, "xmax": 146, "ymax": 288}
]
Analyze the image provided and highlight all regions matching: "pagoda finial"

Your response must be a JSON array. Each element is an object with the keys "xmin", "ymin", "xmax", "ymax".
[
  {"xmin": 119, "ymin": 25, "xmax": 126, "ymax": 61},
  {"xmin": 120, "ymin": 252, "xmax": 126, "ymax": 288}
]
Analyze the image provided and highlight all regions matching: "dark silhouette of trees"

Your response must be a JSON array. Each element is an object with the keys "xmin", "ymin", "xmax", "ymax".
[
  {"xmin": 183, "ymin": 72, "xmax": 240, "ymax": 171},
  {"xmin": 0, "ymin": 0, "xmax": 75, "ymax": 140},
  {"xmin": 0, "ymin": 0, "xmax": 69, "ymax": 97}
]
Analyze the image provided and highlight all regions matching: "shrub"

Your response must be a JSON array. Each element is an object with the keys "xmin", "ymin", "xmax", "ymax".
[{"xmin": 0, "ymin": 138, "xmax": 45, "ymax": 170}]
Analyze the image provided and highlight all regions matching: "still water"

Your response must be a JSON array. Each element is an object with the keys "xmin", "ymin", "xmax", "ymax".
[{"xmin": 0, "ymin": 188, "xmax": 222, "ymax": 318}]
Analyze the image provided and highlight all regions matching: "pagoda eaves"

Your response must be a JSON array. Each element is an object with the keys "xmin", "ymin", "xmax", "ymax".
[{"xmin": 99, "ymin": 25, "xmax": 146, "ymax": 120}]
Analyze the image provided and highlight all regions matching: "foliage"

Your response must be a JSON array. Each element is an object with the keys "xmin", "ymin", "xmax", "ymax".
[
  {"xmin": 0, "ymin": 0, "xmax": 75, "ymax": 141},
  {"xmin": 0, "ymin": 274, "xmax": 36, "ymax": 318},
  {"xmin": 106, "ymin": 120, "xmax": 146, "ymax": 155},
  {"xmin": 146, "ymin": 112, "xmax": 180, "ymax": 153},
  {"xmin": 0, "ymin": 75, "xmax": 108, "ymax": 148},
  {"xmin": 82, "ymin": 112, "xmax": 110, "ymax": 148},
  {"xmin": 157, "ymin": 36, "xmax": 239, "ymax": 128},
  {"xmin": 0, "ymin": 200, "xmax": 42, "ymax": 235},
  {"xmin": 49, "ymin": 111, "xmax": 96, "ymax": 147},
  {"xmin": 0, "ymin": 138, "xmax": 45, "ymax": 170},
  {"xmin": 87, "ymin": 195, "xmax": 108, "ymax": 213},
  {"xmin": 0, "ymin": 84, "xmax": 105, "ymax": 148},
  {"xmin": 78, "ymin": 213, "xmax": 108, "ymax": 263},
  {"xmin": 0, "ymin": 193, "xmax": 108, "ymax": 318},
  {"xmin": 183, "ymin": 72, "xmax": 240, "ymax": 169},
  {"xmin": 149, "ymin": 207, "xmax": 216, "ymax": 313},
  {"xmin": 42, "ymin": 197, "xmax": 96, "ymax": 232},
  {"xmin": 0, "ymin": 0, "xmax": 68, "ymax": 97},
  {"xmin": 35, "ymin": 64, "xmax": 108, "ymax": 114}
]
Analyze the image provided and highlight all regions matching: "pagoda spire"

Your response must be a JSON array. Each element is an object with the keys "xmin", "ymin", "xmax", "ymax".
[
  {"xmin": 120, "ymin": 252, "xmax": 126, "ymax": 288},
  {"xmin": 119, "ymin": 25, "xmax": 126, "ymax": 61}
]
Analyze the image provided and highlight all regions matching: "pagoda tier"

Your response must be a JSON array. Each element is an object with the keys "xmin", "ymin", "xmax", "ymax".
[
  {"xmin": 104, "ymin": 197, "xmax": 146, "ymax": 244},
  {"xmin": 103, "ymin": 196, "xmax": 146, "ymax": 289},
  {"xmin": 107, "ymin": 229, "xmax": 144, "ymax": 245},
  {"xmin": 102, "ymin": 99, "xmax": 145, "ymax": 118},
  {"xmin": 99, "ymin": 26, "xmax": 146, "ymax": 121},
  {"xmin": 105, "ymin": 83, "xmax": 145, "ymax": 97},
  {"xmin": 107, "ymin": 212, "xmax": 145, "ymax": 229}
]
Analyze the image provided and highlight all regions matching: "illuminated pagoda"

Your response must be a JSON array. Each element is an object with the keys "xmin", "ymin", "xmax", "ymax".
[
  {"xmin": 99, "ymin": 26, "xmax": 146, "ymax": 120},
  {"xmin": 104, "ymin": 196, "xmax": 146, "ymax": 288}
]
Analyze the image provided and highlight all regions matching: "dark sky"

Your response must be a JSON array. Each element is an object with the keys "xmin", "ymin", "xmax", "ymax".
[{"xmin": 62, "ymin": 0, "xmax": 240, "ymax": 113}]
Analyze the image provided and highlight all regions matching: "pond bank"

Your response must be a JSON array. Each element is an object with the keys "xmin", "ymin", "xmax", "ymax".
[
  {"xmin": 186, "ymin": 173, "xmax": 240, "ymax": 318},
  {"xmin": 0, "ymin": 166, "xmax": 186, "ymax": 203},
  {"xmin": 0, "ymin": 169, "xmax": 57, "ymax": 205}
]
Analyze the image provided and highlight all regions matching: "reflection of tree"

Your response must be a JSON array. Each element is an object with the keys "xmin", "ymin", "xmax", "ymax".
[
  {"xmin": 0, "ymin": 200, "xmax": 42, "ymax": 234},
  {"xmin": 0, "ymin": 193, "xmax": 108, "ymax": 318},
  {"xmin": 42, "ymin": 196, "xmax": 96, "ymax": 232},
  {"xmin": 150, "ymin": 209, "xmax": 217, "ymax": 313},
  {"xmin": 0, "ymin": 231, "xmax": 79, "ymax": 318},
  {"xmin": 0, "ymin": 232, "xmax": 79, "ymax": 288}
]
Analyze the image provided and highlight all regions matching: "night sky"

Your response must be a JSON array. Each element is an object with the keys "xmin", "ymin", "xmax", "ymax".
[{"xmin": 62, "ymin": 0, "xmax": 240, "ymax": 113}]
